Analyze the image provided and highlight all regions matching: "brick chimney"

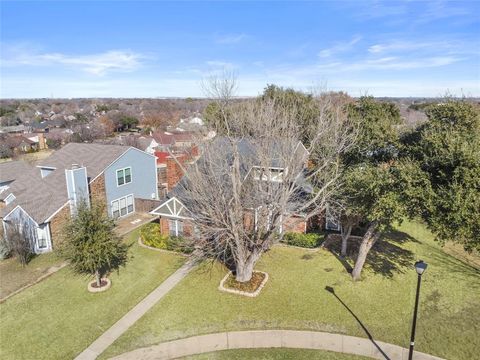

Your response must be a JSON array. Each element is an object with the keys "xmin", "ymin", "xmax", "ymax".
[{"xmin": 166, "ymin": 154, "xmax": 187, "ymax": 190}]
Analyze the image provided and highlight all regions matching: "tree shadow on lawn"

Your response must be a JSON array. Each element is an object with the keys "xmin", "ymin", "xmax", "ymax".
[
  {"xmin": 325, "ymin": 286, "xmax": 391, "ymax": 360},
  {"xmin": 323, "ymin": 231, "xmax": 415, "ymax": 278}
]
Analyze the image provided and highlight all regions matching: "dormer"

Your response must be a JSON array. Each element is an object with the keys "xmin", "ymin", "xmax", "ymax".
[{"xmin": 37, "ymin": 166, "xmax": 56, "ymax": 178}]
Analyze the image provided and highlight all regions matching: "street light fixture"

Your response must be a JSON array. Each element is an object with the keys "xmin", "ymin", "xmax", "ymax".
[{"xmin": 408, "ymin": 260, "xmax": 428, "ymax": 360}]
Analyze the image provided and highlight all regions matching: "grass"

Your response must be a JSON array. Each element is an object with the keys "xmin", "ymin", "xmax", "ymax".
[
  {"xmin": 0, "ymin": 252, "xmax": 64, "ymax": 300},
  {"xmin": 181, "ymin": 348, "xmax": 369, "ymax": 359},
  {"xmin": 101, "ymin": 220, "xmax": 480, "ymax": 360},
  {"xmin": 0, "ymin": 229, "xmax": 186, "ymax": 360}
]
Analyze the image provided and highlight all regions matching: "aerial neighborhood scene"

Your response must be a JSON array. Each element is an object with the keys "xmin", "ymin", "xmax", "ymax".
[{"xmin": 0, "ymin": 1, "xmax": 479, "ymax": 360}]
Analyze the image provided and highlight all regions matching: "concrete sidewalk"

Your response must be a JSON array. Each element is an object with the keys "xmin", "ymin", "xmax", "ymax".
[
  {"xmin": 110, "ymin": 330, "xmax": 445, "ymax": 360},
  {"xmin": 75, "ymin": 261, "xmax": 195, "ymax": 360}
]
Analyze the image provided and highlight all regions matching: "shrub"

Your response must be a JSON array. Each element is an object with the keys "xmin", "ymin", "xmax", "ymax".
[
  {"xmin": 140, "ymin": 223, "xmax": 193, "ymax": 254},
  {"xmin": 282, "ymin": 232, "xmax": 324, "ymax": 248},
  {"xmin": 140, "ymin": 223, "xmax": 168, "ymax": 248}
]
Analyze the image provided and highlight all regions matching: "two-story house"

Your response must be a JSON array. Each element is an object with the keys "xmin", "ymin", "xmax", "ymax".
[
  {"xmin": 1, "ymin": 143, "xmax": 158, "ymax": 253},
  {"xmin": 150, "ymin": 138, "xmax": 313, "ymax": 238}
]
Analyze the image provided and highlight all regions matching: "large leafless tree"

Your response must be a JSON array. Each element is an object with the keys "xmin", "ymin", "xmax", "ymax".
[{"xmin": 176, "ymin": 76, "xmax": 355, "ymax": 282}]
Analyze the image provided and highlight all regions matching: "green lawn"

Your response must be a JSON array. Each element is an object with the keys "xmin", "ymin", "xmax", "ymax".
[
  {"xmin": 181, "ymin": 348, "xmax": 369, "ymax": 359},
  {"xmin": 0, "ymin": 229, "xmax": 186, "ymax": 360},
  {"xmin": 0, "ymin": 251, "xmax": 64, "ymax": 300},
  {"xmin": 102, "ymin": 221, "xmax": 480, "ymax": 360}
]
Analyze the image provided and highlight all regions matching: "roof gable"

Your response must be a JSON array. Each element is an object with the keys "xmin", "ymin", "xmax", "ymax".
[{"xmin": 150, "ymin": 197, "xmax": 191, "ymax": 219}]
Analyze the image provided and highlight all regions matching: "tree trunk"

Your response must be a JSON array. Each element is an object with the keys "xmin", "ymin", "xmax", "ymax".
[
  {"xmin": 95, "ymin": 269, "xmax": 101, "ymax": 287},
  {"xmin": 235, "ymin": 250, "xmax": 261, "ymax": 283},
  {"xmin": 340, "ymin": 223, "xmax": 352, "ymax": 257},
  {"xmin": 351, "ymin": 222, "xmax": 380, "ymax": 281}
]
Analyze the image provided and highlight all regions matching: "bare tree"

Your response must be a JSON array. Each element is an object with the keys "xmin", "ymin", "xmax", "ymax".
[
  {"xmin": 174, "ymin": 77, "xmax": 355, "ymax": 282},
  {"xmin": 4, "ymin": 216, "xmax": 36, "ymax": 266}
]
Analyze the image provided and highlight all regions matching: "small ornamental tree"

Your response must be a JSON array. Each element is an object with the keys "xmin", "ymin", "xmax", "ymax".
[
  {"xmin": 4, "ymin": 218, "xmax": 35, "ymax": 266},
  {"xmin": 60, "ymin": 202, "xmax": 128, "ymax": 287}
]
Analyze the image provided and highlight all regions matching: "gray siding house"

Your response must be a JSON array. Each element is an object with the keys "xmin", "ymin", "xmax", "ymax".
[{"xmin": 1, "ymin": 143, "xmax": 158, "ymax": 254}]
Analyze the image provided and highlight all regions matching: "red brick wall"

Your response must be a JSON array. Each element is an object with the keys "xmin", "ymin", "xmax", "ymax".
[
  {"xmin": 89, "ymin": 174, "xmax": 106, "ymax": 206},
  {"xmin": 159, "ymin": 217, "xmax": 170, "ymax": 236},
  {"xmin": 49, "ymin": 204, "xmax": 72, "ymax": 248},
  {"xmin": 283, "ymin": 215, "xmax": 306, "ymax": 234},
  {"xmin": 166, "ymin": 155, "xmax": 188, "ymax": 190}
]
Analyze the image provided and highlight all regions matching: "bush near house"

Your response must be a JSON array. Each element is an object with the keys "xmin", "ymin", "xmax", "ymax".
[
  {"xmin": 282, "ymin": 232, "xmax": 324, "ymax": 248},
  {"xmin": 140, "ymin": 223, "xmax": 193, "ymax": 254}
]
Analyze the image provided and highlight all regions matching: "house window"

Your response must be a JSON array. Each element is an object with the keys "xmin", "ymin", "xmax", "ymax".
[
  {"xmin": 168, "ymin": 219, "xmax": 183, "ymax": 237},
  {"xmin": 111, "ymin": 194, "xmax": 134, "ymax": 218},
  {"xmin": 252, "ymin": 166, "xmax": 285, "ymax": 182},
  {"xmin": 116, "ymin": 167, "xmax": 132, "ymax": 186},
  {"xmin": 37, "ymin": 235, "xmax": 47, "ymax": 249},
  {"xmin": 36, "ymin": 226, "xmax": 48, "ymax": 250}
]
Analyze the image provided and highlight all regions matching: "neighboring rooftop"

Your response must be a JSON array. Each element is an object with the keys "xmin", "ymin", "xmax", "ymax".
[{"xmin": 1, "ymin": 143, "xmax": 132, "ymax": 224}]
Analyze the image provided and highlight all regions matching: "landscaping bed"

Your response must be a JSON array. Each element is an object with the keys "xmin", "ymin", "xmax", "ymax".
[
  {"xmin": 219, "ymin": 271, "xmax": 269, "ymax": 297},
  {"xmin": 224, "ymin": 271, "xmax": 266, "ymax": 292},
  {"xmin": 100, "ymin": 221, "xmax": 480, "ymax": 360},
  {"xmin": 140, "ymin": 223, "xmax": 193, "ymax": 254}
]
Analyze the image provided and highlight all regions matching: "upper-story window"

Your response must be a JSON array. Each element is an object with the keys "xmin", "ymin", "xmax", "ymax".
[
  {"xmin": 117, "ymin": 167, "xmax": 132, "ymax": 186},
  {"xmin": 252, "ymin": 166, "xmax": 285, "ymax": 182}
]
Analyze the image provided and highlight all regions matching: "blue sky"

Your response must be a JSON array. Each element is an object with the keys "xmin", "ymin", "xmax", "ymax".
[{"xmin": 1, "ymin": 0, "xmax": 479, "ymax": 98}]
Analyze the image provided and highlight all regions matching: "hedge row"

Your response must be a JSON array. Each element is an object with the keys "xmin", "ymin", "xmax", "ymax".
[{"xmin": 281, "ymin": 232, "xmax": 324, "ymax": 248}]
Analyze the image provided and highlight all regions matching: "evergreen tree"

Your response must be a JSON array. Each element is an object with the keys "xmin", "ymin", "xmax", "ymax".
[{"xmin": 60, "ymin": 202, "xmax": 129, "ymax": 287}]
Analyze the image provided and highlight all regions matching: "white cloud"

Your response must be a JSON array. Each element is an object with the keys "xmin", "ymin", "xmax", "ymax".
[
  {"xmin": 206, "ymin": 60, "xmax": 234, "ymax": 68},
  {"xmin": 1, "ymin": 48, "xmax": 146, "ymax": 75},
  {"xmin": 215, "ymin": 33, "xmax": 247, "ymax": 44},
  {"xmin": 318, "ymin": 35, "xmax": 362, "ymax": 58}
]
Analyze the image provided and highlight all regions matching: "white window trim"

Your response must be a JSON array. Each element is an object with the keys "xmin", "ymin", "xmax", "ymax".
[
  {"xmin": 116, "ymin": 166, "xmax": 133, "ymax": 187},
  {"xmin": 35, "ymin": 223, "xmax": 52, "ymax": 253},
  {"xmin": 111, "ymin": 194, "xmax": 135, "ymax": 218},
  {"xmin": 168, "ymin": 219, "xmax": 184, "ymax": 237}
]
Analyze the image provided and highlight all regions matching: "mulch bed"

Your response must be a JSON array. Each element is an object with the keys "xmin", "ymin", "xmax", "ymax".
[
  {"xmin": 224, "ymin": 271, "xmax": 266, "ymax": 293},
  {"xmin": 90, "ymin": 280, "xmax": 109, "ymax": 288}
]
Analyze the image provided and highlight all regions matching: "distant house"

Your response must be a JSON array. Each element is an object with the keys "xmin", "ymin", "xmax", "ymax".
[
  {"xmin": 1, "ymin": 143, "xmax": 158, "ymax": 253},
  {"xmin": 0, "ymin": 125, "xmax": 27, "ymax": 134},
  {"xmin": 24, "ymin": 133, "xmax": 47, "ymax": 150},
  {"xmin": 152, "ymin": 131, "xmax": 175, "ymax": 149},
  {"xmin": 128, "ymin": 135, "xmax": 158, "ymax": 155},
  {"xmin": 3, "ymin": 135, "xmax": 38, "ymax": 154},
  {"xmin": 152, "ymin": 131, "xmax": 194, "ymax": 150},
  {"xmin": 30, "ymin": 121, "xmax": 50, "ymax": 133}
]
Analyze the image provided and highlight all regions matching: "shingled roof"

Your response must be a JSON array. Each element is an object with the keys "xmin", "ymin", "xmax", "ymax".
[{"xmin": 1, "ymin": 143, "xmax": 131, "ymax": 224}]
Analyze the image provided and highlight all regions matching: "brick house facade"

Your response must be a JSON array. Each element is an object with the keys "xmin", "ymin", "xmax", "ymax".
[{"xmin": 49, "ymin": 204, "xmax": 71, "ymax": 245}]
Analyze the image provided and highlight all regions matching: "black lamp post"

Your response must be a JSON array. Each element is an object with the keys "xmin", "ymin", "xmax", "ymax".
[{"xmin": 408, "ymin": 260, "xmax": 428, "ymax": 360}]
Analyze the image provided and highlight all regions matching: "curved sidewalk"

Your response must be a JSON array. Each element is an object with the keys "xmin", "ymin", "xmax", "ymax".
[{"xmin": 110, "ymin": 330, "xmax": 444, "ymax": 360}]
